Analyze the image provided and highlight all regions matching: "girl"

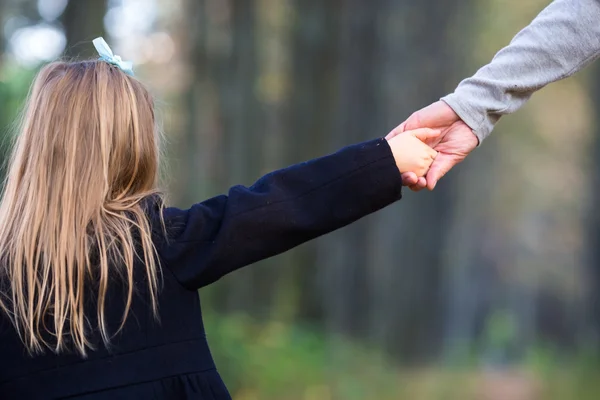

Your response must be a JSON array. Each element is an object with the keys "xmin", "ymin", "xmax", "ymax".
[{"xmin": 0, "ymin": 39, "xmax": 438, "ymax": 400}]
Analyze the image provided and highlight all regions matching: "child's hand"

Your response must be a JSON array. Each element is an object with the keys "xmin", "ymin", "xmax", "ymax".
[{"xmin": 386, "ymin": 128, "xmax": 440, "ymax": 178}]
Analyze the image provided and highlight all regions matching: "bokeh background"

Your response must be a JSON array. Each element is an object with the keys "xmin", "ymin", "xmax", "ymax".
[{"xmin": 1, "ymin": 0, "xmax": 600, "ymax": 399}]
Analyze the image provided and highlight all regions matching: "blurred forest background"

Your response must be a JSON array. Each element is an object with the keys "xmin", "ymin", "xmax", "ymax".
[{"xmin": 1, "ymin": 0, "xmax": 600, "ymax": 399}]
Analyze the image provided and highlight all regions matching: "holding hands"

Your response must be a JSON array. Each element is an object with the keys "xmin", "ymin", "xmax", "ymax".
[
  {"xmin": 387, "ymin": 101, "xmax": 479, "ymax": 190},
  {"xmin": 386, "ymin": 128, "xmax": 439, "ymax": 183}
]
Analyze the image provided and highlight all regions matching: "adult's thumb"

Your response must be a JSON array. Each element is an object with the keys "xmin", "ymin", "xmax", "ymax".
[
  {"xmin": 398, "ymin": 121, "xmax": 408, "ymax": 133},
  {"xmin": 385, "ymin": 121, "xmax": 408, "ymax": 140},
  {"xmin": 425, "ymin": 155, "xmax": 454, "ymax": 190}
]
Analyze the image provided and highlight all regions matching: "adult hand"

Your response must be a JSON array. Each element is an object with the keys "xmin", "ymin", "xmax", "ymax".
[{"xmin": 387, "ymin": 101, "xmax": 479, "ymax": 191}]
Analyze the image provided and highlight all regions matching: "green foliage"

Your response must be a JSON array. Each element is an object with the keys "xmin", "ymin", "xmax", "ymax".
[
  {"xmin": 0, "ymin": 63, "xmax": 37, "ymax": 166},
  {"xmin": 204, "ymin": 312, "xmax": 600, "ymax": 400},
  {"xmin": 524, "ymin": 341, "xmax": 559, "ymax": 376},
  {"xmin": 204, "ymin": 312, "xmax": 401, "ymax": 399},
  {"xmin": 484, "ymin": 309, "xmax": 517, "ymax": 350},
  {"xmin": 0, "ymin": 63, "xmax": 36, "ymax": 122}
]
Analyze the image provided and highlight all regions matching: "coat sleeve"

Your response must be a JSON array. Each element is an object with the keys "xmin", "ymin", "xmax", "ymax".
[
  {"xmin": 442, "ymin": 0, "xmax": 600, "ymax": 143},
  {"xmin": 157, "ymin": 138, "xmax": 403, "ymax": 290}
]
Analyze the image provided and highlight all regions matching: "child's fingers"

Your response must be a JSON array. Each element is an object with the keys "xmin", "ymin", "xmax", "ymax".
[
  {"xmin": 412, "ymin": 177, "xmax": 427, "ymax": 192},
  {"xmin": 409, "ymin": 128, "xmax": 441, "ymax": 142},
  {"xmin": 401, "ymin": 172, "xmax": 418, "ymax": 186}
]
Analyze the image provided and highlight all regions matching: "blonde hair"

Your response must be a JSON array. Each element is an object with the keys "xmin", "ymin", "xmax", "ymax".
[{"xmin": 0, "ymin": 61, "xmax": 163, "ymax": 356}]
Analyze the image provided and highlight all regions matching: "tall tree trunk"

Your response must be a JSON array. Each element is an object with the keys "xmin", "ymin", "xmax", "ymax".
[
  {"xmin": 317, "ymin": 0, "xmax": 383, "ymax": 344},
  {"xmin": 62, "ymin": 0, "xmax": 106, "ymax": 58},
  {"xmin": 217, "ymin": 0, "xmax": 267, "ymax": 315},
  {"xmin": 271, "ymin": 0, "xmax": 341, "ymax": 325},
  {"xmin": 182, "ymin": 0, "xmax": 268, "ymax": 316},
  {"xmin": 586, "ymin": 66, "xmax": 600, "ymax": 343},
  {"xmin": 359, "ymin": 0, "xmax": 474, "ymax": 362},
  {"xmin": 0, "ymin": 2, "xmax": 5, "ymax": 64}
]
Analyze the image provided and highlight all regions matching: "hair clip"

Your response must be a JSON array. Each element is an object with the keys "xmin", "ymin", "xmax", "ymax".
[{"xmin": 92, "ymin": 37, "xmax": 134, "ymax": 76}]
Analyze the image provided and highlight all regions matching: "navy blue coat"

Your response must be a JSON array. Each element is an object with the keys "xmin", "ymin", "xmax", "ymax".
[{"xmin": 0, "ymin": 138, "xmax": 403, "ymax": 399}]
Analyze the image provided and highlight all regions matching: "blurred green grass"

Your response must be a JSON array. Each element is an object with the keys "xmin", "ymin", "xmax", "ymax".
[{"xmin": 205, "ymin": 312, "xmax": 600, "ymax": 400}]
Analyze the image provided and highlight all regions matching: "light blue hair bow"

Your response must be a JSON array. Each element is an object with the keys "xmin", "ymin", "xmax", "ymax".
[{"xmin": 92, "ymin": 37, "xmax": 134, "ymax": 76}]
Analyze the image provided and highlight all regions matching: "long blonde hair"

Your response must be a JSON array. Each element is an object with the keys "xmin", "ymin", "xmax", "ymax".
[{"xmin": 0, "ymin": 60, "xmax": 163, "ymax": 356}]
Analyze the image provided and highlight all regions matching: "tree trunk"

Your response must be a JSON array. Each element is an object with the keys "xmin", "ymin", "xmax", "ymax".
[
  {"xmin": 586, "ymin": 66, "xmax": 600, "ymax": 343},
  {"xmin": 62, "ymin": 0, "xmax": 106, "ymax": 58},
  {"xmin": 0, "ymin": 2, "xmax": 5, "ymax": 62},
  {"xmin": 182, "ymin": 0, "xmax": 268, "ymax": 315},
  {"xmin": 316, "ymin": 0, "xmax": 383, "ymax": 345},
  {"xmin": 267, "ymin": 0, "xmax": 342, "ymax": 326},
  {"xmin": 357, "ymin": 0, "xmax": 475, "ymax": 362}
]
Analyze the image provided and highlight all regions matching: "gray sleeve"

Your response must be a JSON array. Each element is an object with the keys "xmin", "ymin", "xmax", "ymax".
[{"xmin": 441, "ymin": 0, "xmax": 600, "ymax": 144}]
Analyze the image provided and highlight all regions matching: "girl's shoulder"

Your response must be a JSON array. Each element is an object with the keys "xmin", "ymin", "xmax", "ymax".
[{"xmin": 143, "ymin": 194, "xmax": 195, "ymax": 248}]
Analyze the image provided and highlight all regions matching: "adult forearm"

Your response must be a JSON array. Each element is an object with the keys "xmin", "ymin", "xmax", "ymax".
[{"xmin": 442, "ymin": 0, "xmax": 600, "ymax": 143}]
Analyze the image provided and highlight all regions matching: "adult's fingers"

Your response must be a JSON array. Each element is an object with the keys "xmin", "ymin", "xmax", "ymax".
[{"xmin": 425, "ymin": 154, "xmax": 456, "ymax": 191}]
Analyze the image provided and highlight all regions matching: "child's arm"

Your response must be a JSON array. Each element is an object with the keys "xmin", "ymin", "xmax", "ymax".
[{"xmin": 157, "ymin": 130, "xmax": 438, "ymax": 290}]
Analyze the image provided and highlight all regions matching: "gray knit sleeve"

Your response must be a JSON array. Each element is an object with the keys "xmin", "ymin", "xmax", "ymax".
[{"xmin": 441, "ymin": 0, "xmax": 600, "ymax": 143}]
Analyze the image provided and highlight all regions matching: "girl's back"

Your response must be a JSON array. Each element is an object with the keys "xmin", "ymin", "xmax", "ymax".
[
  {"xmin": 0, "ymin": 58, "xmax": 230, "ymax": 399},
  {"xmin": 0, "ymin": 204, "xmax": 230, "ymax": 398},
  {"xmin": 0, "ymin": 39, "xmax": 436, "ymax": 399}
]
